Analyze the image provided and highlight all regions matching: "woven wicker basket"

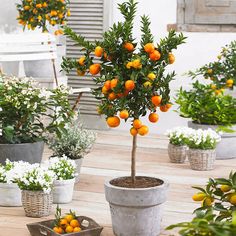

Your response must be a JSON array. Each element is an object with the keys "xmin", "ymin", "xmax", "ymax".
[
  {"xmin": 168, "ymin": 143, "xmax": 188, "ymax": 163},
  {"xmin": 21, "ymin": 190, "xmax": 53, "ymax": 218},
  {"xmin": 188, "ymin": 148, "xmax": 216, "ymax": 171}
]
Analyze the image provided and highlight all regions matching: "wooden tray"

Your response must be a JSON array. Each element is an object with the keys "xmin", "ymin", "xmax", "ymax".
[{"xmin": 27, "ymin": 216, "xmax": 103, "ymax": 236}]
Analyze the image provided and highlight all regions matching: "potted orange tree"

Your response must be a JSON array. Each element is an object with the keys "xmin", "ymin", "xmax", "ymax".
[{"xmin": 62, "ymin": 0, "xmax": 185, "ymax": 235}]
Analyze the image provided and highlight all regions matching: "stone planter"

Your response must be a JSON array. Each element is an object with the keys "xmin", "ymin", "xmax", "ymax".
[
  {"xmin": 0, "ymin": 183, "xmax": 22, "ymax": 207},
  {"xmin": 104, "ymin": 177, "xmax": 169, "ymax": 236},
  {"xmin": 168, "ymin": 143, "xmax": 188, "ymax": 163},
  {"xmin": 21, "ymin": 190, "xmax": 53, "ymax": 218},
  {"xmin": 188, "ymin": 148, "xmax": 216, "ymax": 171},
  {"xmin": 0, "ymin": 141, "xmax": 44, "ymax": 165},
  {"xmin": 74, "ymin": 158, "xmax": 83, "ymax": 183},
  {"xmin": 188, "ymin": 121, "xmax": 236, "ymax": 160},
  {"xmin": 52, "ymin": 178, "xmax": 75, "ymax": 204}
]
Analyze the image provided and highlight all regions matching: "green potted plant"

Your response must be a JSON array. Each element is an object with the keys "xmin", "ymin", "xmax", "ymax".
[
  {"xmin": 175, "ymin": 81, "xmax": 236, "ymax": 160},
  {"xmin": 166, "ymin": 127, "xmax": 192, "ymax": 163},
  {"xmin": 48, "ymin": 155, "xmax": 76, "ymax": 204},
  {"xmin": 0, "ymin": 75, "xmax": 74, "ymax": 164},
  {"xmin": 61, "ymin": 0, "xmax": 186, "ymax": 235},
  {"xmin": 185, "ymin": 129, "xmax": 221, "ymax": 171},
  {"xmin": 48, "ymin": 123, "xmax": 96, "ymax": 182}
]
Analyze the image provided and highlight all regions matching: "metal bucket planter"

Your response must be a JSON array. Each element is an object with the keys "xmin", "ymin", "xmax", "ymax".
[
  {"xmin": 188, "ymin": 148, "xmax": 216, "ymax": 171},
  {"xmin": 0, "ymin": 141, "xmax": 44, "ymax": 165},
  {"xmin": 21, "ymin": 190, "xmax": 53, "ymax": 218},
  {"xmin": 168, "ymin": 143, "xmax": 188, "ymax": 163},
  {"xmin": 0, "ymin": 183, "xmax": 22, "ymax": 207},
  {"xmin": 74, "ymin": 158, "xmax": 83, "ymax": 183},
  {"xmin": 188, "ymin": 121, "xmax": 236, "ymax": 160},
  {"xmin": 52, "ymin": 178, "xmax": 75, "ymax": 204},
  {"xmin": 105, "ymin": 177, "xmax": 169, "ymax": 236}
]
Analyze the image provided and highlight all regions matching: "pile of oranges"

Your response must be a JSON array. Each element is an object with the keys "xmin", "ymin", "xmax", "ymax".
[
  {"xmin": 16, "ymin": 0, "xmax": 70, "ymax": 33},
  {"xmin": 53, "ymin": 211, "xmax": 82, "ymax": 234}
]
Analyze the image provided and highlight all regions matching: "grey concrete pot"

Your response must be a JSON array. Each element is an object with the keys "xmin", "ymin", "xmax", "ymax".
[
  {"xmin": 74, "ymin": 158, "xmax": 83, "ymax": 183},
  {"xmin": 0, "ymin": 141, "xmax": 44, "ymax": 164},
  {"xmin": 104, "ymin": 177, "xmax": 169, "ymax": 236},
  {"xmin": 188, "ymin": 121, "xmax": 236, "ymax": 160}
]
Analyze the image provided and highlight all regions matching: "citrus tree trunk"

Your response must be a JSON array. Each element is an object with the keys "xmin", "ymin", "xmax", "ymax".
[{"xmin": 131, "ymin": 135, "xmax": 137, "ymax": 184}]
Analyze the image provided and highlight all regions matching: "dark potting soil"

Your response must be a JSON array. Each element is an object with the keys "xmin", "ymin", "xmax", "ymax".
[{"xmin": 110, "ymin": 176, "xmax": 163, "ymax": 188}]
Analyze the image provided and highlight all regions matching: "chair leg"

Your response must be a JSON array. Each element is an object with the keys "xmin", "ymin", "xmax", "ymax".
[
  {"xmin": 52, "ymin": 59, "xmax": 58, "ymax": 87},
  {"xmin": 72, "ymin": 93, "xmax": 83, "ymax": 112}
]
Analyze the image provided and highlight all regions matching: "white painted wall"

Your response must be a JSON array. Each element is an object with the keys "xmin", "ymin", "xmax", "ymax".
[{"xmin": 112, "ymin": 0, "xmax": 236, "ymax": 134}]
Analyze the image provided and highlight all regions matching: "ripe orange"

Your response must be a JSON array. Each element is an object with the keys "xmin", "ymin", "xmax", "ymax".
[
  {"xmin": 148, "ymin": 113, "xmax": 159, "ymax": 123},
  {"xmin": 70, "ymin": 219, "xmax": 80, "ymax": 228},
  {"xmin": 126, "ymin": 61, "xmax": 133, "ymax": 69},
  {"xmin": 104, "ymin": 80, "xmax": 111, "ymax": 90},
  {"xmin": 43, "ymin": 2, "xmax": 48, "ymax": 7},
  {"xmin": 130, "ymin": 127, "xmax": 138, "ymax": 136},
  {"xmin": 168, "ymin": 53, "xmax": 175, "ymax": 64},
  {"xmin": 65, "ymin": 225, "xmax": 74, "ymax": 233},
  {"xmin": 24, "ymin": 5, "xmax": 30, "ymax": 10},
  {"xmin": 107, "ymin": 116, "xmax": 120, "ymax": 128},
  {"xmin": 119, "ymin": 110, "xmax": 129, "ymax": 119},
  {"xmin": 78, "ymin": 56, "xmax": 85, "ymax": 66},
  {"xmin": 102, "ymin": 86, "xmax": 108, "ymax": 95},
  {"xmin": 77, "ymin": 69, "xmax": 85, "ymax": 76},
  {"xmin": 36, "ymin": 3, "xmax": 42, "ymax": 8},
  {"xmin": 89, "ymin": 64, "xmax": 101, "ymax": 75},
  {"xmin": 144, "ymin": 43, "xmax": 155, "ymax": 53},
  {"xmin": 124, "ymin": 42, "xmax": 134, "ymax": 52},
  {"xmin": 53, "ymin": 226, "xmax": 64, "ymax": 234},
  {"xmin": 160, "ymin": 104, "xmax": 171, "ymax": 112},
  {"xmin": 133, "ymin": 119, "xmax": 142, "ymax": 129},
  {"xmin": 110, "ymin": 78, "xmax": 118, "ymax": 89},
  {"xmin": 59, "ymin": 219, "xmax": 68, "ymax": 228},
  {"xmin": 138, "ymin": 125, "xmax": 149, "ymax": 136},
  {"xmin": 73, "ymin": 227, "xmax": 82, "ymax": 232},
  {"xmin": 125, "ymin": 80, "xmax": 135, "ymax": 91},
  {"xmin": 149, "ymin": 50, "xmax": 161, "ymax": 61},
  {"xmin": 108, "ymin": 92, "xmax": 116, "ymax": 100},
  {"xmin": 64, "ymin": 214, "xmax": 74, "ymax": 223},
  {"xmin": 95, "ymin": 46, "xmax": 103, "ymax": 57},
  {"xmin": 147, "ymin": 73, "xmax": 156, "ymax": 80},
  {"xmin": 132, "ymin": 59, "xmax": 142, "ymax": 69},
  {"xmin": 151, "ymin": 95, "xmax": 162, "ymax": 106}
]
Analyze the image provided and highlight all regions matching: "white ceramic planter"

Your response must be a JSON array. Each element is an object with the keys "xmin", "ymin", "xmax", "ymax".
[
  {"xmin": 188, "ymin": 121, "xmax": 236, "ymax": 160},
  {"xmin": 105, "ymin": 177, "xmax": 169, "ymax": 236},
  {"xmin": 74, "ymin": 158, "xmax": 83, "ymax": 183},
  {"xmin": 0, "ymin": 183, "xmax": 22, "ymax": 207},
  {"xmin": 168, "ymin": 143, "xmax": 188, "ymax": 163},
  {"xmin": 53, "ymin": 178, "xmax": 75, "ymax": 204}
]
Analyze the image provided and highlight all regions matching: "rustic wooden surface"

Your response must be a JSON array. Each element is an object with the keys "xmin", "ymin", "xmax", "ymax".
[{"xmin": 0, "ymin": 130, "xmax": 235, "ymax": 236}]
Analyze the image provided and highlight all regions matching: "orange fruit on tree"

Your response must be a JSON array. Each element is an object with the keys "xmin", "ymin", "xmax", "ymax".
[
  {"xmin": 95, "ymin": 46, "xmax": 103, "ymax": 57},
  {"xmin": 107, "ymin": 116, "xmax": 120, "ymax": 128},
  {"xmin": 73, "ymin": 227, "xmax": 82, "ymax": 232},
  {"xmin": 160, "ymin": 104, "xmax": 171, "ymax": 112},
  {"xmin": 125, "ymin": 80, "xmax": 135, "ymax": 91},
  {"xmin": 70, "ymin": 219, "xmax": 80, "ymax": 228},
  {"xmin": 168, "ymin": 53, "xmax": 175, "ymax": 64},
  {"xmin": 147, "ymin": 73, "xmax": 156, "ymax": 80},
  {"xmin": 104, "ymin": 80, "xmax": 111, "ymax": 90},
  {"xmin": 130, "ymin": 127, "xmax": 138, "ymax": 136},
  {"xmin": 24, "ymin": 5, "xmax": 30, "ymax": 10},
  {"xmin": 102, "ymin": 86, "xmax": 109, "ymax": 95},
  {"xmin": 53, "ymin": 226, "xmax": 64, "ymax": 234},
  {"xmin": 89, "ymin": 64, "xmax": 101, "ymax": 75},
  {"xmin": 133, "ymin": 119, "xmax": 142, "ymax": 129},
  {"xmin": 207, "ymin": 68, "xmax": 213, "ymax": 74},
  {"xmin": 229, "ymin": 194, "xmax": 236, "ymax": 205},
  {"xmin": 78, "ymin": 56, "xmax": 85, "ymax": 66},
  {"xmin": 64, "ymin": 214, "xmax": 74, "ymax": 223},
  {"xmin": 65, "ymin": 225, "xmax": 74, "ymax": 233},
  {"xmin": 132, "ymin": 59, "xmax": 142, "ymax": 69},
  {"xmin": 144, "ymin": 43, "xmax": 155, "ymax": 53},
  {"xmin": 119, "ymin": 110, "xmax": 129, "ymax": 119},
  {"xmin": 77, "ymin": 69, "xmax": 85, "ymax": 76},
  {"xmin": 124, "ymin": 42, "xmax": 134, "ymax": 52},
  {"xmin": 148, "ymin": 113, "xmax": 159, "ymax": 123},
  {"xmin": 36, "ymin": 3, "xmax": 42, "ymax": 8},
  {"xmin": 149, "ymin": 50, "xmax": 161, "ymax": 61},
  {"xmin": 138, "ymin": 125, "xmax": 149, "ymax": 136},
  {"xmin": 126, "ymin": 61, "xmax": 133, "ymax": 69},
  {"xmin": 143, "ymin": 81, "xmax": 152, "ymax": 88},
  {"xmin": 108, "ymin": 92, "xmax": 116, "ymax": 100},
  {"xmin": 59, "ymin": 219, "xmax": 68, "ymax": 228},
  {"xmin": 151, "ymin": 95, "xmax": 162, "ymax": 106},
  {"xmin": 110, "ymin": 78, "xmax": 118, "ymax": 89}
]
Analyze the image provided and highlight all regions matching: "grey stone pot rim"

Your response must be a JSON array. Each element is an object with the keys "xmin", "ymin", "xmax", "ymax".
[
  {"xmin": 0, "ymin": 141, "xmax": 44, "ymax": 146},
  {"xmin": 54, "ymin": 178, "xmax": 75, "ymax": 184},
  {"xmin": 105, "ymin": 176, "xmax": 169, "ymax": 191}
]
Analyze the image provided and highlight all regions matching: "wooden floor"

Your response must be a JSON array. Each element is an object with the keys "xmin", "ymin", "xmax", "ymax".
[{"xmin": 0, "ymin": 130, "xmax": 236, "ymax": 236}]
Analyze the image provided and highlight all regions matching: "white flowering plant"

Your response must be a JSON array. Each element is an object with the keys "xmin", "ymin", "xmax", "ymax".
[
  {"xmin": 47, "ymin": 155, "xmax": 76, "ymax": 180},
  {"xmin": 49, "ymin": 123, "xmax": 96, "ymax": 159},
  {"xmin": 0, "ymin": 75, "xmax": 74, "ymax": 144},
  {"xmin": 17, "ymin": 164, "xmax": 56, "ymax": 194},
  {"xmin": 166, "ymin": 127, "xmax": 193, "ymax": 146},
  {"xmin": 186, "ymin": 129, "xmax": 221, "ymax": 150},
  {"xmin": 0, "ymin": 159, "xmax": 32, "ymax": 184}
]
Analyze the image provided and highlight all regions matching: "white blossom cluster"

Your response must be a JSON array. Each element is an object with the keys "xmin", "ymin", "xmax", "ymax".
[
  {"xmin": 46, "ymin": 155, "xmax": 77, "ymax": 180},
  {"xmin": 166, "ymin": 127, "xmax": 193, "ymax": 146}
]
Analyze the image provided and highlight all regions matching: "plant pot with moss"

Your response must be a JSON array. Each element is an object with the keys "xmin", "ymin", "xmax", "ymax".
[
  {"xmin": 0, "ymin": 75, "xmax": 74, "ymax": 164},
  {"xmin": 62, "ymin": 1, "xmax": 186, "ymax": 234}
]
